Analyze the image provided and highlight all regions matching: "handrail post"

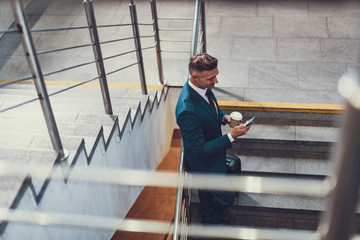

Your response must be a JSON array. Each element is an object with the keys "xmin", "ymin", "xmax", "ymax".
[
  {"xmin": 190, "ymin": 0, "xmax": 201, "ymax": 57},
  {"xmin": 200, "ymin": 0, "xmax": 207, "ymax": 53},
  {"xmin": 11, "ymin": 0, "xmax": 69, "ymax": 161},
  {"xmin": 129, "ymin": 0, "xmax": 148, "ymax": 95},
  {"xmin": 319, "ymin": 78, "xmax": 360, "ymax": 240},
  {"xmin": 84, "ymin": 0, "xmax": 113, "ymax": 114},
  {"xmin": 150, "ymin": 0, "xmax": 165, "ymax": 85}
]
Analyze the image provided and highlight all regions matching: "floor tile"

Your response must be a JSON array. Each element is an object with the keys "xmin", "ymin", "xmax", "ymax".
[
  {"xmin": 298, "ymin": 63, "xmax": 347, "ymax": 90},
  {"xmin": 328, "ymin": 18, "xmax": 360, "ymax": 38},
  {"xmin": 216, "ymin": 60, "xmax": 249, "ymax": 88},
  {"xmin": 277, "ymin": 39, "xmax": 321, "ymax": 62},
  {"xmin": 321, "ymin": 39, "xmax": 360, "ymax": 63},
  {"xmin": 309, "ymin": 0, "xmax": 360, "ymax": 17},
  {"xmin": 244, "ymin": 88, "xmax": 344, "ymax": 104},
  {"xmin": 220, "ymin": 16, "xmax": 273, "ymax": 38},
  {"xmin": 207, "ymin": 0, "xmax": 257, "ymax": 17},
  {"xmin": 274, "ymin": 16, "xmax": 328, "ymax": 38},
  {"xmin": 231, "ymin": 38, "xmax": 276, "ymax": 62},
  {"xmin": 207, "ymin": 37, "xmax": 232, "ymax": 60},
  {"xmin": 249, "ymin": 62, "xmax": 298, "ymax": 89},
  {"xmin": 212, "ymin": 87, "xmax": 244, "ymax": 101},
  {"xmin": 258, "ymin": 0, "xmax": 308, "ymax": 17},
  {"xmin": 45, "ymin": 0, "xmax": 83, "ymax": 15}
]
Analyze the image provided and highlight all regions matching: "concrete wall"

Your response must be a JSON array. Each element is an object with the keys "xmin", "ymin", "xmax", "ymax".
[{"xmin": 0, "ymin": 89, "xmax": 178, "ymax": 240}]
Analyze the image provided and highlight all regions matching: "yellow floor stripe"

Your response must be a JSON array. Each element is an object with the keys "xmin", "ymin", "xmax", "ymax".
[
  {"xmin": 1, "ymin": 79, "xmax": 343, "ymax": 114},
  {"xmin": 0, "ymin": 79, "xmax": 164, "ymax": 90},
  {"xmin": 218, "ymin": 100, "xmax": 344, "ymax": 114}
]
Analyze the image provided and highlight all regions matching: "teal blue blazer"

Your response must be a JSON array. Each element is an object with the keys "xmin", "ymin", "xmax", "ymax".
[{"xmin": 175, "ymin": 81, "xmax": 232, "ymax": 173}]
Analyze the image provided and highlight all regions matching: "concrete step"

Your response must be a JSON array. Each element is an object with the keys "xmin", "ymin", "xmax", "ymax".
[
  {"xmin": 188, "ymin": 171, "xmax": 356, "ymax": 232},
  {"xmin": 223, "ymin": 109, "xmax": 343, "ymax": 127},
  {"xmin": 0, "ymin": 176, "xmax": 26, "ymax": 209},
  {"xmin": 0, "ymin": 93, "xmax": 151, "ymax": 108},
  {"xmin": 1, "ymin": 101, "xmax": 138, "ymax": 124},
  {"xmin": 0, "ymin": 84, "xmax": 159, "ymax": 100},
  {"xmin": 222, "ymin": 123, "xmax": 340, "ymax": 143},
  {"xmin": 190, "ymin": 199, "xmax": 360, "ymax": 233},
  {"xmin": 228, "ymin": 138, "xmax": 334, "ymax": 159},
  {"xmin": 239, "ymin": 156, "xmax": 333, "ymax": 176},
  {"xmin": 0, "ymin": 147, "xmax": 61, "ymax": 203}
]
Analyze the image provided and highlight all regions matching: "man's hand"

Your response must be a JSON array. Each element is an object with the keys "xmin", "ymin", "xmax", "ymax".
[
  {"xmin": 230, "ymin": 124, "xmax": 251, "ymax": 139},
  {"xmin": 224, "ymin": 114, "xmax": 231, "ymax": 124}
]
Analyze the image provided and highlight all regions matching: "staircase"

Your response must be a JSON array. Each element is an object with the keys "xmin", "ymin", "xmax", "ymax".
[
  {"xmin": 0, "ymin": 82, "xmax": 177, "ymax": 239},
  {"xmin": 188, "ymin": 106, "xmax": 360, "ymax": 234}
]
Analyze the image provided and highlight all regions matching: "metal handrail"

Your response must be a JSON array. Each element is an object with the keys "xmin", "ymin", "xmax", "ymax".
[
  {"xmin": 102, "ymin": 49, "xmax": 138, "ymax": 61},
  {"xmin": 159, "ymin": 28, "xmax": 193, "ymax": 32},
  {"xmin": 10, "ymin": 0, "xmax": 69, "ymax": 161},
  {"xmin": 36, "ymin": 43, "xmax": 94, "ymax": 55},
  {"xmin": 158, "ymin": 17, "xmax": 193, "ymax": 20},
  {"xmin": 30, "ymin": 25, "xmax": 89, "ymax": 32},
  {"xmin": 0, "ymin": 29, "xmax": 18, "ymax": 34},
  {"xmin": 84, "ymin": 0, "xmax": 113, "ymax": 115},
  {"xmin": 1, "ymin": 0, "xmax": 168, "ymax": 163},
  {"xmin": 100, "ymin": 36, "xmax": 135, "ymax": 45},
  {"xmin": 161, "ymin": 50, "xmax": 189, "ymax": 54},
  {"xmin": 190, "ymin": 0, "xmax": 202, "ymax": 57},
  {"xmin": 172, "ymin": 0, "xmax": 207, "ymax": 238},
  {"xmin": 0, "ymin": 76, "xmax": 99, "ymax": 114},
  {"xmin": 106, "ymin": 62, "xmax": 139, "ymax": 76},
  {"xmin": 173, "ymin": 143, "xmax": 185, "ymax": 240},
  {"xmin": 151, "ymin": 0, "xmax": 164, "ymax": 84},
  {"xmin": 130, "ymin": 0, "xmax": 148, "ymax": 95},
  {"xmin": 161, "ymin": 39, "xmax": 192, "ymax": 43}
]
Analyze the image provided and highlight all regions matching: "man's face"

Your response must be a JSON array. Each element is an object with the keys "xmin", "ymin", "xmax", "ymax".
[{"xmin": 191, "ymin": 67, "xmax": 219, "ymax": 89}]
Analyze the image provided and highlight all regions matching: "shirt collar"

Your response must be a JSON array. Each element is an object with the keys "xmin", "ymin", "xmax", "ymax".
[{"xmin": 188, "ymin": 80, "xmax": 207, "ymax": 98}]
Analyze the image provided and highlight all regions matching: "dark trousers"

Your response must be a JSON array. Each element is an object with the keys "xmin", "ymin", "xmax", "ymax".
[{"xmin": 198, "ymin": 189, "xmax": 236, "ymax": 224}]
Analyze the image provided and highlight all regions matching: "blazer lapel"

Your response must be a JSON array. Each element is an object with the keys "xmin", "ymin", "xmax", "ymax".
[{"xmin": 186, "ymin": 83, "xmax": 219, "ymax": 123}]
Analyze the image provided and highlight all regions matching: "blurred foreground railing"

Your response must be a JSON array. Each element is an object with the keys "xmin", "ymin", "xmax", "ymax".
[{"xmin": 0, "ymin": 159, "xmax": 356, "ymax": 240}]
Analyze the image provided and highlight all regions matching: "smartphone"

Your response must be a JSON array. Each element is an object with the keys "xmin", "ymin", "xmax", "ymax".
[{"xmin": 245, "ymin": 116, "xmax": 256, "ymax": 126}]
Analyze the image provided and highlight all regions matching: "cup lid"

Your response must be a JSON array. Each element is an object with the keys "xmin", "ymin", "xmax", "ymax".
[{"xmin": 230, "ymin": 111, "xmax": 242, "ymax": 120}]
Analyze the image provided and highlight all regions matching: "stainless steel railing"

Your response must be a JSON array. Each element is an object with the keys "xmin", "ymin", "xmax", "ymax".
[
  {"xmin": 0, "ymin": 0, "xmax": 165, "ymax": 160},
  {"xmin": 172, "ymin": 1, "xmax": 206, "ymax": 239},
  {"xmin": 11, "ymin": 0, "xmax": 68, "ymax": 160},
  {"xmin": 84, "ymin": 0, "xmax": 113, "ymax": 114}
]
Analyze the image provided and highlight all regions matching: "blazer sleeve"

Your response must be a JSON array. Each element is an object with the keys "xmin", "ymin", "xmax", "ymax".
[
  {"xmin": 219, "ymin": 109, "xmax": 227, "ymax": 125},
  {"xmin": 177, "ymin": 110, "xmax": 232, "ymax": 159}
]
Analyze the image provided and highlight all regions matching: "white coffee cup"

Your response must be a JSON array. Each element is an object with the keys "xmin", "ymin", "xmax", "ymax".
[{"xmin": 229, "ymin": 111, "xmax": 243, "ymax": 128}]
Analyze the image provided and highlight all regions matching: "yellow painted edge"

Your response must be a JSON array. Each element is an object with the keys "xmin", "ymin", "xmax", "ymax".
[
  {"xmin": 0, "ymin": 79, "xmax": 164, "ymax": 90},
  {"xmin": 1, "ymin": 79, "xmax": 344, "ymax": 114},
  {"xmin": 218, "ymin": 100, "xmax": 344, "ymax": 114}
]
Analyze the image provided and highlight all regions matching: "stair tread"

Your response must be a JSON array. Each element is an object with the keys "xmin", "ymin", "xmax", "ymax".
[
  {"xmin": 0, "ymin": 94, "xmax": 150, "ymax": 107},
  {"xmin": 238, "ymin": 155, "xmax": 333, "ymax": 176},
  {"xmin": 0, "ymin": 86, "xmax": 158, "ymax": 100},
  {"xmin": 0, "ymin": 176, "xmax": 26, "ymax": 209}
]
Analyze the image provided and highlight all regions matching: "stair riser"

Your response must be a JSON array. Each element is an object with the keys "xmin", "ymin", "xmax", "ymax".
[
  {"xmin": 190, "ymin": 203, "xmax": 320, "ymax": 230},
  {"xmin": 230, "ymin": 139, "xmax": 334, "ymax": 159},
  {"xmin": 190, "ymin": 204, "xmax": 360, "ymax": 233}
]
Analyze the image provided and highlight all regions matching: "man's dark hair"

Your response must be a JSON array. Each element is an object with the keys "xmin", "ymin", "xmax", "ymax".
[{"xmin": 188, "ymin": 53, "xmax": 218, "ymax": 74}]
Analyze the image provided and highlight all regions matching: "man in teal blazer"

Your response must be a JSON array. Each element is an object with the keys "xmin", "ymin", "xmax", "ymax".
[{"xmin": 176, "ymin": 53, "xmax": 251, "ymax": 224}]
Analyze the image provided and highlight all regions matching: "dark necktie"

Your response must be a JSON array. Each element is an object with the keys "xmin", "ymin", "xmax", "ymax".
[{"xmin": 205, "ymin": 89, "xmax": 217, "ymax": 113}]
